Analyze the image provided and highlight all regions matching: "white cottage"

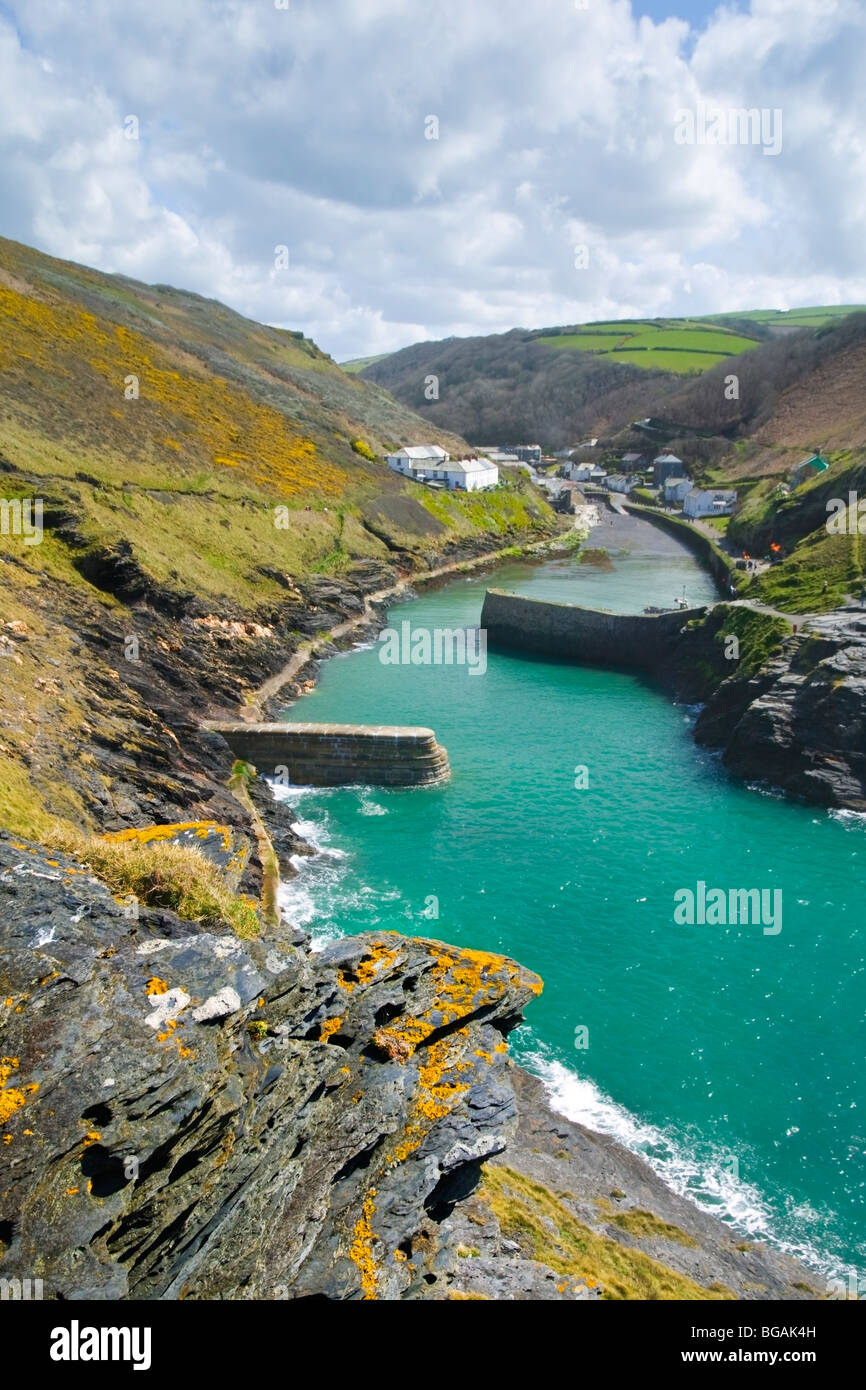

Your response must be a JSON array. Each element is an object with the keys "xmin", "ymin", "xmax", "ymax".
[
  {"xmin": 385, "ymin": 445, "xmax": 497, "ymax": 491},
  {"xmin": 445, "ymin": 458, "xmax": 499, "ymax": 491},
  {"xmin": 385, "ymin": 445, "xmax": 450, "ymax": 477},
  {"xmin": 682, "ymin": 488, "xmax": 737, "ymax": 518},
  {"xmin": 664, "ymin": 477, "xmax": 693, "ymax": 503}
]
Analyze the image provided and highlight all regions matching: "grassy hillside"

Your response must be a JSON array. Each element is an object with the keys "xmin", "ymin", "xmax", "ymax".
[
  {"xmin": 340, "ymin": 353, "xmax": 390, "ymax": 374},
  {"xmin": 0, "ymin": 237, "xmax": 561, "ymax": 599},
  {"xmin": 0, "ymin": 237, "xmax": 558, "ymax": 840}
]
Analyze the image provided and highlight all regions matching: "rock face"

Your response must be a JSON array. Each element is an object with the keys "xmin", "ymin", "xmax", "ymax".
[
  {"xmin": 0, "ymin": 832, "xmax": 540, "ymax": 1300},
  {"xmin": 691, "ymin": 610, "xmax": 866, "ymax": 810}
]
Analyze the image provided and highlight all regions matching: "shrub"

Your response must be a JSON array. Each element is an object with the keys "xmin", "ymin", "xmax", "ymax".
[{"xmin": 351, "ymin": 438, "xmax": 377, "ymax": 461}]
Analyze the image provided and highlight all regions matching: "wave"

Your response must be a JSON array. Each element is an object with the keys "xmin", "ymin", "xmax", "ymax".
[
  {"xmin": 267, "ymin": 779, "xmax": 859, "ymax": 1289},
  {"xmin": 521, "ymin": 1046, "xmax": 857, "ymax": 1288}
]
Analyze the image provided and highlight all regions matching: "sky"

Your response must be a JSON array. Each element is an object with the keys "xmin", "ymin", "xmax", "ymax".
[{"xmin": 0, "ymin": 0, "xmax": 863, "ymax": 360}]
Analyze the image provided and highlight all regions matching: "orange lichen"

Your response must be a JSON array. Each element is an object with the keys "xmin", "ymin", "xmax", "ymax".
[
  {"xmin": 385, "ymin": 1035, "xmax": 471, "ymax": 1166},
  {"xmin": 0, "ymin": 1057, "xmax": 30, "ymax": 1126},
  {"xmin": 338, "ymin": 939, "xmax": 402, "ymax": 994},
  {"xmin": 82, "ymin": 1131, "xmax": 101, "ymax": 1148},
  {"xmin": 146, "ymin": 977, "xmax": 169, "ymax": 996},
  {"xmin": 319, "ymin": 1016, "xmax": 344, "ymax": 1043},
  {"xmin": 348, "ymin": 1190, "xmax": 379, "ymax": 1300},
  {"xmin": 105, "ymin": 820, "xmax": 234, "ymax": 851}
]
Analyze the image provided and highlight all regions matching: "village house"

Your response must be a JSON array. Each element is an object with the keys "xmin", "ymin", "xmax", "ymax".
[
  {"xmin": 621, "ymin": 451, "xmax": 647, "ymax": 470},
  {"xmin": 682, "ymin": 488, "xmax": 738, "ymax": 518},
  {"xmin": 502, "ymin": 444, "xmax": 542, "ymax": 464},
  {"xmin": 445, "ymin": 457, "xmax": 499, "ymax": 491},
  {"xmin": 789, "ymin": 453, "xmax": 829, "ymax": 489},
  {"xmin": 664, "ymin": 477, "xmax": 693, "ymax": 504},
  {"xmin": 653, "ymin": 452, "xmax": 685, "ymax": 486},
  {"xmin": 385, "ymin": 445, "xmax": 450, "ymax": 476},
  {"xmin": 566, "ymin": 462, "xmax": 607, "ymax": 484},
  {"xmin": 485, "ymin": 451, "xmax": 521, "ymax": 465},
  {"xmin": 606, "ymin": 473, "xmax": 640, "ymax": 494},
  {"xmin": 385, "ymin": 445, "xmax": 497, "ymax": 491}
]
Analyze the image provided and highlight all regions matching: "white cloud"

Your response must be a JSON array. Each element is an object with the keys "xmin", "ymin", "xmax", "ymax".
[{"xmin": 0, "ymin": 0, "xmax": 863, "ymax": 358}]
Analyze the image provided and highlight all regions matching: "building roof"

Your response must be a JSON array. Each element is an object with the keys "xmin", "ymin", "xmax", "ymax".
[
  {"xmin": 447, "ymin": 457, "xmax": 498, "ymax": 473},
  {"xmin": 796, "ymin": 454, "xmax": 829, "ymax": 471},
  {"xmin": 653, "ymin": 452, "xmax": 683, "ymax": 464},
  {"xmin": 396, "ymin": 444, "xmax": 449, "ymax": 460},
  {"xmin": 622, "ymin": 452, "xmax": 645, "ymax": 462}
]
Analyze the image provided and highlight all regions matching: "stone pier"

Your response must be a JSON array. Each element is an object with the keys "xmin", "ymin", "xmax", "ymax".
[
  {"xmin": 203, "ymin": 721, "xmax": 450, "ymax": 788},
  {"xmin": 480, "ymin": 588, "xmax": 707, "ymax": 670}
]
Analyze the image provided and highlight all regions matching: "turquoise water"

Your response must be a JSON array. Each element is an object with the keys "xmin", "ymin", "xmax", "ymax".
[{"xmin": 276, "ymin": 514, "xmax": 865, "ymax": 1282}]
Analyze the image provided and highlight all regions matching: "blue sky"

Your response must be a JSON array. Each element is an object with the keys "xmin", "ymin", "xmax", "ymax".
[{"xmin": 0, "ymin": 0, "xmax": 862, "ymax": 359}]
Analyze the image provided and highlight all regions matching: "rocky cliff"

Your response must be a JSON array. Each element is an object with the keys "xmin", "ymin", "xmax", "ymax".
[
  {"xmin": 0, "ymin": 831, "xmax": 821, "ymax": 1301},
  {"xmin": 664, "ymin": 605, "xmax": 866, "ymax": 811}
]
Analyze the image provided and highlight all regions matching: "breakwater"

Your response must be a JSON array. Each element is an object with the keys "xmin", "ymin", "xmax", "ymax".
[
  {"xmin": 204, "ymin": 720, "xmax": 450, "ymax": 787},
  {"xmin": 480, "ymin": 588, "xmax": 707, "ymax": 670}
]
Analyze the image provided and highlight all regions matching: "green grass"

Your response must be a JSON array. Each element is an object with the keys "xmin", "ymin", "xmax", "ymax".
[
  {"xmin": 750, "ymin": 525, "xmax": 862, "ymax": 613},
  {"xmin": 536, "ymin": 318, "xmax": 760, "ymax": 374},
  {"xmin": 482, "ymin": 1166, "xmax": 734, "ymax": 1300},
  {"xmin": 623, "ymin": 328, "xmax": 756, "ymax": 355},
  {"xmin": 52, "ymin": 827, "xmax": 262, "ymax": 937},
  {"xmin": 340, "ymin": 353, "xmax": 390, "ymax": 374},
  {"xmin": 708, "ymin": 305, "xmax": 865, "ymax": 327},
  {"xmin": 538, "ymin": 332, "xmax": 629, "ymax": 352},
  {"xmin": 596, "ymin": 1200, "xmax": 697, "ymax": 1247}
]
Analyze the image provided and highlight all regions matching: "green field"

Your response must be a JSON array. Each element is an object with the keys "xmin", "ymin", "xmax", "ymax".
[
  {"xmin": 539, "ymin": 332, "xmax": 631, "ymax": 352},
  {"xmin": 536, "ymin": 318, "xmax": 759, "ymax": 374},
  {"xmin": 340, "ymin": 353, "xmax": 390, "ymax": 374},
  {"xmin": 708, "ymin": 305, "xmax": 865, "ymax": 328}
]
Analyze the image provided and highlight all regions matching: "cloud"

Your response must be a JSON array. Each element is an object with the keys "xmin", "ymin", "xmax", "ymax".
[{"xmin": 0, "ymin": 0, "xmax": 863, "ymax": 358}]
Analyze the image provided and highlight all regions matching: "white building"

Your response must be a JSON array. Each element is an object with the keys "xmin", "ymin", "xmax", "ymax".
[
  {"xmin": 664, "ymin": 477, "xmax": 693, "ymax": 503},
  {"xmin": 567, "ymin": 462, "xmax": 607, "ymax": 483},
  {"xmin": 607, "ymin": 473, "xmax": 640, "ymax": 493},
  {"xmin": 385, "ymin": 445, "xmax": 450, "ymax": 477},
  {"xmin": 682, "ymin": 488, "xmax": 737, "ymax": 518},
  {"xmin": 445, "ymin": 458, "xmax": 499, "ymax": 491},
  {"xmin": 386, "ymin": 445, "xmax": 498, "ymax": 491}
]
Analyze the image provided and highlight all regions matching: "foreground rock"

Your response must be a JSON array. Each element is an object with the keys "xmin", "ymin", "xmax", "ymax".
[
  {"xmin": 0, "ymin": 832, "xmax": 540, "ymax": 1299},
  {"xmin": 0, "ymin": 833, "xmax": 822, "ymax": 1300}
]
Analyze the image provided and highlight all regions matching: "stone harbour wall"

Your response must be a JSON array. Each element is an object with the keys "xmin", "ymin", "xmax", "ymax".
[
  {"xmin": 204, "ymin": 720, "xmax": 450, "ymax": 787},
  {"xmin": 480, "ymin": 588, "xmax": 707, "ymax": 671}
]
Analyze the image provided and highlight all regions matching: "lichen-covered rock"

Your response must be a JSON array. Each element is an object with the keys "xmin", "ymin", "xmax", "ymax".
[{"xmin": 0, "ymin": 832, "xmax": 540, "ymax": 1300}]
